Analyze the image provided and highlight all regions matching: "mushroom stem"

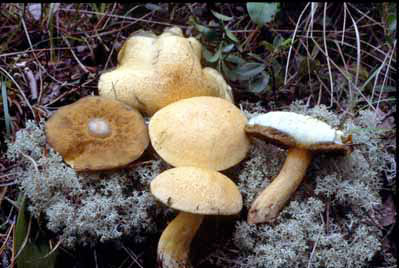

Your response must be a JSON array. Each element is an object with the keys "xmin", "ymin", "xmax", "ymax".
[
  {"xmin": 157, "ymin": 211, "xmax": 204, "ymax": 268},
  {"xmin": 248, "ymin": 147, "xmax": 312, "ymax": 224}
]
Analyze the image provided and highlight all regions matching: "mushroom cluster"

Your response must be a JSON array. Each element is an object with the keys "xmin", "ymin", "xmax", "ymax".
[
  {"xmin": 43, "ymin": 25, "xmax": 354, "ymax": 267},
  {"xmin": 149, "ymin": 96, "xmax": 249, "ymax": 267},
  {"xmin": 98, "ymin": 27, "xmax": 233, "ymax": 116},
  {"xmin": 45, "ymin": 27, "xmax": 246, "ymax": 268}
]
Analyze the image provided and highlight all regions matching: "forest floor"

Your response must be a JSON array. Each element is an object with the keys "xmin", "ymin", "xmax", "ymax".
[{"xmin": 0, "ymin": 3, "xmax": 396, "ymax": 268}]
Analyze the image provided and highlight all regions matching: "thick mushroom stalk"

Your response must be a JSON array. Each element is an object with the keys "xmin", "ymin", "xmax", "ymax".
[
  {"xmin": 157, "ymin": 212, "xmax": 204, "ymax": 268},
  {"xmin": 248, "ymin": 147, "xmax": 312, "ymax": 224},
  {"xmin": 151, "ymin": 167, "xmax": 243, "ymax": 268}
]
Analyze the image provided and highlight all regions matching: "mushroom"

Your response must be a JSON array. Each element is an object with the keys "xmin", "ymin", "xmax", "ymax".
[
  {"xmin": 45, "ymin": 96, "xmax": 149, "ymax": 171},
  {"xmin": 151, "ymin": 166, "xmax": 243, "ymax": 268},
  {"xmin": 245, "ymin": 111, "xmax": 352, "ymax": 224},
  {"xmin": 98, "ymin": 26, "xmax": 233, "ymax": 116},
  {"xmin": 148, "ymin": 96, "xmax": 250, "ymax": 171}
]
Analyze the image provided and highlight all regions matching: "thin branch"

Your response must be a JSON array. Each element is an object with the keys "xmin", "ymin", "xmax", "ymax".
[{"xmin": 61, "ymin": 35, "xmax": 89, "ymax": 73}]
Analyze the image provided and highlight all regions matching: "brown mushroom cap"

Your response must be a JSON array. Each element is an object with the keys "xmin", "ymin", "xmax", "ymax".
[
  {"xmin": 45, "ymin": 96, "xmax": 149, "ymax": 171},
  {"xmin": 245, "ymin": 111, "xmax": 351, "ymax": 154},
  {"xmin": 149, "ymin": 96, "xmax": 250, "ymax": 171},
  {"xmin": 98, "ymin": 27, "xmax": 233, "ymax": 116},
  {"xmin": 151, "ymin": 166, "xmax": 243, "ymax": 215}
]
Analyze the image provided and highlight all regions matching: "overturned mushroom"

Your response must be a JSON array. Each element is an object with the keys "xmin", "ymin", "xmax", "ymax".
[
  {"xmin": 151, "ymin": 166, "xmax": 243, "ymax": 268},
  {"xmin": 149, "ymin": 96, "xmax": 250, "ymax": 171},
  {"xmin": 98, "ymin": 26, "xmax": 233, "ymax": 116},
  {"xmin": 245, "ymin": 111, "xmax": 352, "ymax": 224},
  {"xmin": 45, "ymin": 96, "xmax": 149, "ymax": 171}
]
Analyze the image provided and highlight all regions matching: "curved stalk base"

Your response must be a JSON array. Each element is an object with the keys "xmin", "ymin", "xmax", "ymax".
[
  {"xmin": 157, "ymin": 211, "xmax": 204, "ymax": 268},
  {"xmin": 248, "ymin": 147, "xmax": 312, "ymax": 224}
]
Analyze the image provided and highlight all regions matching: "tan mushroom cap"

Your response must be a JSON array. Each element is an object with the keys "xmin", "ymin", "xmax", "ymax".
[
  {"xmin": 151, "ymin": 167, "xmax": 243, "ymax": 215},
  {"xmin": 45, "ymin": 96, "xmax": 149, "ymax": 171},
  {"xmin": 98, "ymin": 26, "xmax": 233, "ymax": 116},
  {"xmin": 149, "ymin": 96, "xmax": 250, "ymax": 171},
  {"xmin": 117, "ymin": 30, "xmax": 157, "ymax": 66},
  {"xmin": 245, "ymin": 111, "xmax": 351, "ymax": 154}
]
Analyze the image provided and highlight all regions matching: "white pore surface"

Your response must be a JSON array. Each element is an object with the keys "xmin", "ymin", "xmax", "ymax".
[{"xmin": 247, "ymin": 111, "xmax": 344, "ymax": 145}]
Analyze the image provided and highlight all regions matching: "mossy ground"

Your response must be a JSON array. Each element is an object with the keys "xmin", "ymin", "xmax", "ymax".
[{"xmin": 0, "ymin": 3, "xmax": 396, "ymax": 267}]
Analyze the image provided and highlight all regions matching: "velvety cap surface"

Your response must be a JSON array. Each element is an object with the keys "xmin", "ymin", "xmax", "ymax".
[
  {"xmin": 45, "ymin": 96, "xmax": 149, "ymax": 171},
  {"xmin": 149, "ymin": 96, "xmax": 250, "ymax": 170},
  {"xmin": 150, "ymin": 167, "xmax": 243, "ymax": 215}
]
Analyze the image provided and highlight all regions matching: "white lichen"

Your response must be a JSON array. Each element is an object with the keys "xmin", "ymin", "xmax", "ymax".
[
  {"xmin": 6, "ymin": 120, "xmax": 166, "ymax": 248},
  {"xmin": 207, "ymin": 100, "xmax": 395, "ymax": 267}
]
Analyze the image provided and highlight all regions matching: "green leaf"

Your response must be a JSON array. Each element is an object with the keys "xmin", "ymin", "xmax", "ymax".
[
  {"xmin": 203, "ymin": 47, "xmax": 221, "ymax": 63},
  {"xmin": 247, "ymin": 52, "xmax": 264, "ymax": 62},
  {"xmin": 246, "ymin": 2, "xmax": 280, "ymax": 27},
  {"xmin": 387, "ymin": 14, "xmax": 396, "ymax": 34},
  {"xmin": 225, "ymin": 54, "xmax": 246, "ymax": 65},
  {"xmin": 272, "ymin": 35, "xmax": 283, "ymax": 47},
  {"xmin": 15, "ymin": 195, "xmax": 57, "ymax": 268},
  {"xmin": 249, "ymin": 71, "xmax": 270, "ymax": 94},
  {"xmin": 222, "ymin": 61, "xmax": 238, "ymax": 82},
  {"xmin": 270, "ymin": 58, "xmax": 282, "ymax": 75},
  {"xmin": 224, "ymin": 27, "xmax": 239, "ymax": 43},
  {"xmin": 222, "ymin": 43, "xmax": 235, "ymax": 53},
  {"xmin": 211, "ymin": 10, "xmax": 233, "ymax": 21},
  {"xmin": 260, "ymin": 40, "xmax": 274, "ymax": 52},
  {"xmin": 280, "ymin": 38, "xmax": 292, "ymax": 49},
  {"xmin": 196, "ymin": 25, "xmax": 218, "ymax": 41},
  {"xmin": 189, "ymin": 16, "xmax": 219, "ymax": 41},
  {"xmin": 235, "ymin": 62, "xmax": 265, "ymax": 81}
]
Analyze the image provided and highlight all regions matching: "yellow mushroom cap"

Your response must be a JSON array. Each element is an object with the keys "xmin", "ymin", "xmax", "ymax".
[
  {"xmin": 117, "ymin": 30, "xmax": 157, "ymax": 66},
  {"xmin": 98, "ymin": 27, "xmax": 233, "ymax": 116},
  {"xmin": 149, "ymin": 96, "xmax": 250, "ymax": 171},
  {"xmin": 45, "ymin": 96, "xmax": 149, "ymax": 171},
  {"xmin": 151, "ymin": 167, "xmax": 243, "ymax": 215}
]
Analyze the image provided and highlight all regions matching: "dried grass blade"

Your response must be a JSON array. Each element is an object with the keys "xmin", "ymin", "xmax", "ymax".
[
  {"xmin": 284, "ymin": 3, "xmax": 310, "ymax": 85},
  {"xmin": 322, "ymin": 3, "xmax": 334, "ymax": 107},
  {"xmin": 376, "ymin": 40, "xmax": 396, "ymax": 111},
  {"xmin": 40, "ymin": 239, "xmax": 62, "ymax": 259},
  {"xmin": 1, "ymin": 77, "xmax": 12, "ymax": 137},
  {"xmin": 13, "ymin": 211, "xmax": 32, "ymax": 261},
  {"xmin": 0, "ymin": 223, "xmax": 13, "ymax": 256},
  {"xmin": 346, "ymin": 6, "xmax": 361, "ymax": 87},
  {"xmin": 0, "ymin": 66, "xmax": 34, "ymax": 116}
]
